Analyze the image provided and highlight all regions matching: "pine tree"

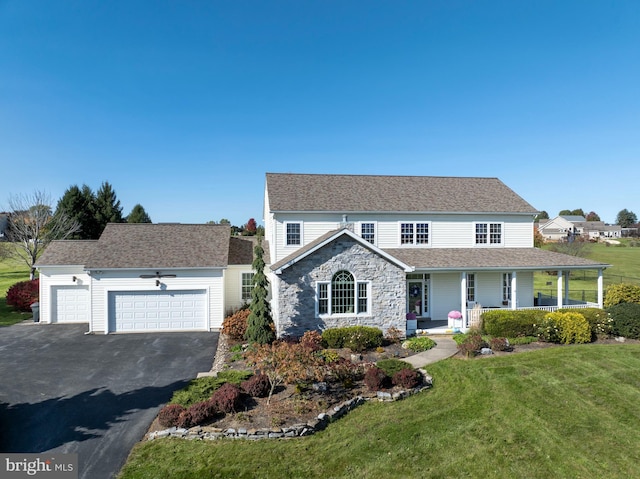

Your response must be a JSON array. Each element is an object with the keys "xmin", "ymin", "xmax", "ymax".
[
  {"xmin": 95, "ymin": 181, "xmax": 124, "ymax": 234},
  {"xmin": 54, "ymin": 184, "xmax": 99, "ymax": 239},
  {"xmin": 127, "ymin": 204, "xmax": 152, "ymax": 223},
  {"xmin": 245, "ymin": 238, "xmax": 275, "ymax": 344}
]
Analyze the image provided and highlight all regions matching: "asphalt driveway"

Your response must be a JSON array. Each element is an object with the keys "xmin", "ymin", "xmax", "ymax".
[{"xmin": 0, "ymin": 322, "xmax": 219, "ymax": 479}]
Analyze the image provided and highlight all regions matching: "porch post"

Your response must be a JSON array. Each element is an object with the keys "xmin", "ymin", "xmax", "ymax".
[
  {"xmin": 597, "ymin": 268, "xmax": 604, "ymax": 308},
  {"xmin": 564, "ymin": 271, "xmax": 570, "ymax": 304},
  {"xmin": 511, "ymin": 271, "xmax": 517, "ymax": 310},
  {"xmin": 460, "ymin": 272, "xmax": 467, "ymax": 330},
  {"xmin": 557, "ymin": 270, "xmax": 563, "ymax": 308}
]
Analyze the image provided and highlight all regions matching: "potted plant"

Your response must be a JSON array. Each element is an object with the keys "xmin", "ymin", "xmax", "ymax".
[{"xmin": 447, "ymin": 310, "xmax": 463, "ymax": 331}]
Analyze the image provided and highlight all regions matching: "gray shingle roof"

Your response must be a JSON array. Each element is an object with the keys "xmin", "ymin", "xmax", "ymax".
[
  {"xmin": 383, "ymin": 247, "xmax": 608, "ymax": 270},
  {"xmin": 84, "ymin": 223, "xmax": 231, "ymax": 269},
  {"xmin": 266, "ymin": 173, "xmax": 538, "ymax": 214},
  {"xmin": 228, "ymin": 237, "xmax": 271, "ymax": 265},
  {"xmin": 35, "ymin": 240, "xmax": 99, "ymax": 266}
]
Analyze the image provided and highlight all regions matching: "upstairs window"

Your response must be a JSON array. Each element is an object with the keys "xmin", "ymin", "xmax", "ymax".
[
  {"xmin": 285, "ymin": 222, "xmax": 301, "ymax": 246},
  {"xmin": 400, "ymin": 222, "xmax": 430, "ymax": 245},
  {"xmin": 475, "ymin": 223, "xmax": 502, "ymax": 245},
  {"xmin": 360, "ymin": 222, "xmax": 375, "ymax": 244}
]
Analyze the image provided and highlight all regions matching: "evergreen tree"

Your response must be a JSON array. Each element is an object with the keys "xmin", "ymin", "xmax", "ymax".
[
  {"xmin": 245, "ymin": 238, "xmax": 275, "ymax": 344},
  {"xmin": 127, "ymin": 204, "xmax": 152, "ymax": 223},
  {"xmin": 616, "ymin": 209, "xmax": 638, "ymax": 228},
  {"xmin": 54, "ymin": 184, "xmax": 99, "ymax": 239},
  {"xmin": 95, "ymin": 181, "xmax": 123, "ymax": 233}
]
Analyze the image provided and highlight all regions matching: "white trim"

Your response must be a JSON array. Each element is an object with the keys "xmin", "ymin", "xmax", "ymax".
[
  {"xmin": 283, "ymin": 221, "xmax": 303, "ymax": 246},
  {"xmin": 315, "ymin": 274, "xmax": 372, "ymax": 318},
  {"xmin": 474, "ymin": 221, "xmax": 504, "ymax": 247},
  {"xmin": 358, "ymin": 221, "xmax": 378, "ymax": 246},
  {"xmin": 274, "ymin": 229, "xmax": 413, "ymax": 274},
  {"xmin": 240, "ymin": 272, "xmax": 254, "ymax": 303},
  {"xmin": 398, "ymin": 221, "xmax": 432, "ymax": 247}
]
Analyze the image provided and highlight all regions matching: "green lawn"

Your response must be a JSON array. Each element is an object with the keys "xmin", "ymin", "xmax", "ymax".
[
  {"xmin": 0, "ymin": 254, "xmax": 32, "ymax": 326},
  {"xmin": 534, "ymin": 241, "xmax": 640, "ymax": 302},
  {"xmin": 119, "ymin": 345, "xmax": 640, "ymax": 479}
]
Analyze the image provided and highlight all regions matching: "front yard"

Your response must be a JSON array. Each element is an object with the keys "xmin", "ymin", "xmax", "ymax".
[
  {"xmin": 119, "ymin": 343, "xmax": 640, "ymax": 478},
  {"xmin": 0, "ymin": 255, "xmax": 31, "ymax": 326}
]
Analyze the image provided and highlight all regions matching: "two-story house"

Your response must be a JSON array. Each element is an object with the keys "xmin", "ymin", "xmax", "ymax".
[
  {"xmin": 34, "ymin": 173, "xmax": 608, "ymax": 336},
  {"xmin": 264, "ymin": 173, "xmax": 608, "ymax": 337}
]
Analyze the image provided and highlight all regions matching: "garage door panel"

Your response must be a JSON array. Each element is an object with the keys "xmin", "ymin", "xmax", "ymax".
[
  {"xmin": 109, "ymin": 290, "xmax": 207, "ymax": 332},
  {"xmin": 53, "ymin": 286, "xmax": 90, "ymax": 323}
]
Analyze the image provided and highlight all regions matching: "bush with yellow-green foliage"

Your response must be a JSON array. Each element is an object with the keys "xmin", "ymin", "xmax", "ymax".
[
  {"xmin": 536, "ymin": 312, "xmax": 591, "ymax": 344},
  {"xmin": 604, "ymin": 283, "xmax": 640, "ymax": 308}
]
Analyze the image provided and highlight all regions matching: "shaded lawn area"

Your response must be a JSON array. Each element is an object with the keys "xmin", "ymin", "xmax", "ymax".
[
  {"xmin": 0, "ymin": 256, "xmax": 32, "ymax": 326},
  {"xmin": 119, "ymin": 345, "xmax": 640, "ymax": 479}
]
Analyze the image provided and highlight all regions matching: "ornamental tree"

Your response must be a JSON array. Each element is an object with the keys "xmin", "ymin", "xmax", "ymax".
[{"xmin": 244, "ymin": 238, "xmax": 275, "ymax": 344}]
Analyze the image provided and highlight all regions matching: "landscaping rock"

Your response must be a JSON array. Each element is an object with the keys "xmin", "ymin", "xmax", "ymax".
[{"xmin": 481, "ymin": 348, "xmax": 493, "ymax": 355}]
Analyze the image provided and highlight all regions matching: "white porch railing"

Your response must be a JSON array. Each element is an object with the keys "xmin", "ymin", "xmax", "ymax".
[{"xmin": 465, "ymin": 303, "xmax": 600, "ymax": 329}]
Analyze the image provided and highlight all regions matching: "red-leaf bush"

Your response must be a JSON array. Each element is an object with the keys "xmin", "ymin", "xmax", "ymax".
[
  {"xmin": 392, "ymin": 368, "xmax": 421, "ymax": 389},
  {"xmin": 186, "ymin": 399, "xmax": 218, "ymax": 426},
  {"xmin": 176, "ymin": 409, "xmax": 194, "ymax": 429},
  {"xmin": 222, "ymin": 308, "xmax": 251, "ymax": 340},
  {"xmin": 210, "ymin": 383, "xmax": 242, "ymax": 413},
  {"xmin": 300, "ymin": 330, "xmax": 323, "ymax": 351},
  {"xmin": 364, "ymin": 366, "xmax": 389, "ymax": 391},
  {"xmin": 241, "ymin": 373, "xmax": 270, "ymax": 398},
  {"xmin": 6, "ymin": 279, "xmax": 39, "ymax": 312},
  {"xmin": 158, "ymin": 404, "xmax": 186, "ymax": 427}
]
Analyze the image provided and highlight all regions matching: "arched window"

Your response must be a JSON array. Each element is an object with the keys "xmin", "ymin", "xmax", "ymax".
[
  {"xmin": 317, "ymin": 271, "xmax": 369, "ymax": 316},
  {"xmin": 332, "ymin": 271, "xmax": 354, "ymax": 314}
]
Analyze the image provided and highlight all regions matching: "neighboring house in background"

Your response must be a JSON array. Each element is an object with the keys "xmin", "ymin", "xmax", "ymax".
[
  {"xmin": 35, "ymin": 224, "xmax": 259, "ymax": 333},
  {"xmin": 35, "ymin": 173, "xmax": 609, "ymax": 336},
  {"xmin": 264, "ymin": 174, "xmax": 608, "ymax": 337},
  {"xmin": 0, "ymin": 212, "xmax": 9, "ymax": 241},
  {"xmin": 539, "ymin": 215, "xmax": 621, "ymax": 241}
]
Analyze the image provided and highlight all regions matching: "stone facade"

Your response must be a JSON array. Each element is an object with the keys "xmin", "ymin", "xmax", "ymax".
[{"xmin": 274, "ymin": 236, "xmax": 407, "ymax": 337}]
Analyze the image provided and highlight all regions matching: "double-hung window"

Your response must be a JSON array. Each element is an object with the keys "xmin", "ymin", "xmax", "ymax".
[
  {"xmin": 503, "ymin": 272, "xmax": 512, "ymax": 303},
  {"xmin": 241, "ymin": 272, "xmax": 254, "ymax": 302},
  {"xmin": 400, "ymin": 222, "xmax": 430, "ymax": 245},
  {"xmin": 317, "ymin": 270, "xmax": 369, "ymax": 316},
  {"xmin": 467, "ymin": 273, "xmax": 475, "ymax": 302},
  {"xmin": 285, "ymin": 222, "xmax": 301, "ymax": 246},
  {"xmin": 475, "ymin": 223, "xmax": 502, "ymax": 245},
  {"xmin": 360, "ymin": 222, "xmax": 375, "ymax": 244}
]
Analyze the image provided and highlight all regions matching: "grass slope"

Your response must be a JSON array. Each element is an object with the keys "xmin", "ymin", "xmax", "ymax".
[
  {"xmin": 119, "ymin": 345, "xmax": 640, "ymax": 479},
  {"xmin": 0, "ymin": 255, "xmax": 32, "ymax": 326}
]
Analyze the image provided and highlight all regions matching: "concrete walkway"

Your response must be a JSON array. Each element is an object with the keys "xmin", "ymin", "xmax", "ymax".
[{"xmin": 402, "ymin": 336, "xmax": 459, "ymax": 368}]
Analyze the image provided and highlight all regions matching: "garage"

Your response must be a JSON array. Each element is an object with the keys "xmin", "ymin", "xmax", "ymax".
[
  {"xmin": 53, "ymin": 285, "xmax": 90, "ymax": 323},
  {"xmin": 108, "ymin": 290, "xmax": 208, "ymax": 332}
]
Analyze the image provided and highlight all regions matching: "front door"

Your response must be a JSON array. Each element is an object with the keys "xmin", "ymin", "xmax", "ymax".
[{"xmin": 407, "ymin": 279, "xmax": 429, "ymax": 317}]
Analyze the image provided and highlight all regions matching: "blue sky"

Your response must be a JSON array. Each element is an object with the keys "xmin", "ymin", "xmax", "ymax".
[{"xmin": 1, "ymin": 1, "xmax": 638, "ymax": 225}]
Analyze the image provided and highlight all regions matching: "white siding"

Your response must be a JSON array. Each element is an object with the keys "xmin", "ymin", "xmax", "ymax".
[
  {"xmin": 430, "ymin": 273, "xmax": 462, "ymax": 320},
  {"xmin": 224, "ymin": 265, "xmax": 253, "ymax": 315},
  {"xmin": 90, "ymin": 269, "xmax": 224, "ymax": 333},
  {"xmin": 38, "ymin": 266, "xmax": 91, "ymax": 324}
]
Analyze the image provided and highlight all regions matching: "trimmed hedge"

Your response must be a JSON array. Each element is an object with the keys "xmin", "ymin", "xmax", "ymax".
[
  {"xmin": 608, "ymin": 303, "xmax": 640, "ymax": 339},
  {"xmin": 321, "ymin": 326, "xmax": 383, "ymax": 352},
  {"xmin": 482, "ymin": 309, "xmax": 545, "ymax": 337}
]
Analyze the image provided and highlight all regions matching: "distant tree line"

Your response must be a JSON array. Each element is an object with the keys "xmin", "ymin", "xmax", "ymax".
[
  {"xmin": 207, "ymin": 217, "xmax": 264, "ymax": 237},
  {"xmin": 535, "ymin": 208, "xmax": 638, "ymax": 228}
]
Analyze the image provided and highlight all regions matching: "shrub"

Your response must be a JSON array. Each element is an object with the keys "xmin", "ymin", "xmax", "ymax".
[
  {"xmin": 318, "ymin": 349, "xmax": 341, "ymax": 363},
  {"xmin": 186, "ymin": 399, "xmax": 217, "ymax": 425},
  {"xmin": 325, "ymin": 357, "xmax": 361, "ymax": 388},
  {"xmin": 158, "ymin": 404, "xmax": 186, "ymax": 428},
  {"xmin": 376, "ymin": 358, "xmax": 414, "ymax": 377},
  {"xmin": 483, "ymin": 309, "xmax": 545, "ymax": 337},
  {"xmin": 222, "ymin": 308, "xmax": 251, "ymax": 340},
  {"xmin": 241, "ymin": 373, "xmax": 270, "ymax": 398},
  {"xmin": 210, "ymin": 383, "xmax": 242, "ymax": 414},
  {"xmin": 604, "ymin": 283, "xmax": 640, "ymax": 308},
  {"xmin": 608, "ymin": 303, "xmax": 640, "ymax": 339},
  {"xmin": 6, "ymin": 279, "xmax": 39, "ymax": 312},
  {"xmin": 364, "ymin": 366, "xmax": 389, "ymax": 391},
  {"xmin": 488, "ymin": 337, "xmax": 512, "ymax": 352},
  {"xmin": 384, "ymin": 327, "xmax": 403, "ymax": 344},
  {"xmin": 392, "ymin": 368, "xmax": 421, "ymax": 389},
  {"xmin": 169, "ymin": 370, "xmax": 252, "ymax": 407},
  {"xmin": 457, "ymin": 332, "xmax": 487, "ymax": 357},
  {"xmin": 300, "ymin": 330, "xmax": 323, "ymax": 351},
  {"xmin": 507, "ymin": 336, "xmax": 538, "ymax": 345},
  {"xmin": 322, "ymin": 326, "xmax": 383, "ymax": 352},
  {"xmin": 402, "ymin": 336, "xmax": 436, "ymax": 352},
  {"xmin": 536, "ymin": 312, "xmax": 591, "ymax": 344},
  {"xmin": 176, "ymin": 409, "xmax": 194, "ymax": 429},
  {"xmin": 559, "ymin": 308, "xmax": 611, "ymax": 339}
]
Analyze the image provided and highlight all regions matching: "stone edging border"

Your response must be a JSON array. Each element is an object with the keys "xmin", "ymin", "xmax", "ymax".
[{"xmin": 147, "ymin": 370, "xmax": 433, "ymax": 442}]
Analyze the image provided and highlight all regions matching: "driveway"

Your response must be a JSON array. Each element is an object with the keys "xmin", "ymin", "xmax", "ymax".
[{"xmin": 0, "ymin": 322, "xmax": 219, "ymax": 479}]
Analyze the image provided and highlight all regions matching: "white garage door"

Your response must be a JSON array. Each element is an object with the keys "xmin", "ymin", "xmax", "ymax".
[
  {"xmin": 53, "ymin": 286, "xmax": 90, "ymax": 323},
  {"xmin": 108, "ymin": 290, "xmax": 207, "ymax": 332}
]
